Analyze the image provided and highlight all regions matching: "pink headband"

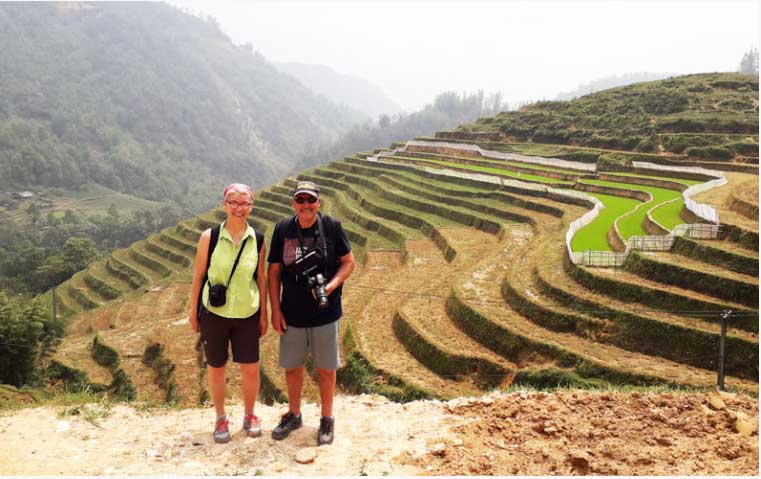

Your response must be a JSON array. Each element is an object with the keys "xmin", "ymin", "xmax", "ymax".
[{"xmin": 223, "ymin": 183, "xmax": 253, "ymax": 200}]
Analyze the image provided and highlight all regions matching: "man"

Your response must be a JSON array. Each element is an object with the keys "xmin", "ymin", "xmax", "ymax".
[{"xmin": 267, "ymin": 180, "xmax": 355, "ymax": 446}]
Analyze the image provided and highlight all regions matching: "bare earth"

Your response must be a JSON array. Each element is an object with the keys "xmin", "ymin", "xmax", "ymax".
[{"xmin": 0, "ymin": 390, "xmax": 757, "ymax": 476}]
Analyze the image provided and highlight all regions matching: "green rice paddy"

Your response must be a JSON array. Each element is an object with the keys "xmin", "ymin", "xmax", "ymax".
[
  {"xmin": 580, "ymin": 179, "xmax": 685, "ymax": 239},
  {"xmin": 569, "ymin": 193, "xmax": 640, "ymax": 251}
]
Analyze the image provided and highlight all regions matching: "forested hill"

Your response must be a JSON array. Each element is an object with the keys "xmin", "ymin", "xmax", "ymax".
[{"xmin": 0, "ymin": 2, "xmax": 359, "ymax": 211}]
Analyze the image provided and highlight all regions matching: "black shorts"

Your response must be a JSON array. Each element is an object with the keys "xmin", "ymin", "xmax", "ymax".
[{"xmin": 198, "ymin": 307, "xmax": 260, "ymax": 367}]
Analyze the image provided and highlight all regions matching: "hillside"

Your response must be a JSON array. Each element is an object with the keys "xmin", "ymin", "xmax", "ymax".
[
  {"xmin": 0, "ymin": 2, "xmax": 359, "ymax": 212},
  {"xmin": 41, "ymin": 76, "xmax": 758, "ymax": 408},
  {"xmin": 449, "ymin": 72, "xmax": 758, "ymax": 169},
  {"xmin": 273, "ymin": 61, "xmax": 402, "ymax": 120},
  {"xmin": 1, "ymin": 71, "xmax": 758, "ymax": 475}
]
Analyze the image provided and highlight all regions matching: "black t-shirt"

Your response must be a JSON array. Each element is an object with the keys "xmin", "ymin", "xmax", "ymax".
[{"xmin": 268, "ymin": 214, "xmax": 351, "ymax": 327}]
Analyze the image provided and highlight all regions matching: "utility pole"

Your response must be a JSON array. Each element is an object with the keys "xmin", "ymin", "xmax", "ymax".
[
  {"xmin": 717, "ymin": 310, "xmax": 730, "ymax": 391},
  {"xmin": 52, "ymin": 286, "xmax": 57, "ymax": 323}
]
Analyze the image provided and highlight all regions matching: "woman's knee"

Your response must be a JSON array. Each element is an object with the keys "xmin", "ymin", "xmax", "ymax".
[{"xmin": 239, "ymin": 362, "xmax": 260, "ymax": 377}]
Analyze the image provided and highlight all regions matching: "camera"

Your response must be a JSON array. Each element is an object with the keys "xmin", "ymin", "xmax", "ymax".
[
  {"xmin": 308, "ymin": 273, "xmax": 329, "ymax": 310},
  {"xmin": 291, "ymin": 248, "xmax": 330, "ymax": 309},
  {"xmin": 208, "ymin": 283, "xmax": 227, "ymax": 307}
]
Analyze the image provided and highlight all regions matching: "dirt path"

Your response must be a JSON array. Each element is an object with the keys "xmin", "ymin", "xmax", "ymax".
[{"xmin": 0, "ymin": 390, "xmax": 756, "ymax": 476}]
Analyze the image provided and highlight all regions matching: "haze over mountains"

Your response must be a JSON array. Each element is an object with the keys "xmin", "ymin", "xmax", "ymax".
[{"xmin": 273, "ymin": 61, "xmax": 402, "ymax": 121}]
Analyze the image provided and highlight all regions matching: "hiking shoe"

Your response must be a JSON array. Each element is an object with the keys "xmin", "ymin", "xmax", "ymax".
[
  {"xmin": 243, "ymin": 413, "xmax": 262, "ymax": 437},
  {"xmin": 271, "ymin": 412, "xmax": 302, "ymax": 440},
  {"xmin": 213, "ymin": 416, "xmax": 231, "ymax": 444},
  {"xmin": 317, "ymin": 416, "xmax": 334, "ymax": 446}
]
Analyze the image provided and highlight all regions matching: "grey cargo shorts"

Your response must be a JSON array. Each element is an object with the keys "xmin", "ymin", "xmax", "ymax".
[{"xmin": 279, "ymin": 320, "xmax": 341, "ymax": 370}]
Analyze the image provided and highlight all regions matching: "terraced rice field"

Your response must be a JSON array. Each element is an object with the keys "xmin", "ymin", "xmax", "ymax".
[{"xmin": 50, "ymin": 140, "xmax": 759, "ymax": 405}]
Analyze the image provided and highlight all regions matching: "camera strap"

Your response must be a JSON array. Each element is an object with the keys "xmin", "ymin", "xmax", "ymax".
[{"xmin": 294, "ymin": 214, "xmax": 329, "ymax": 277}]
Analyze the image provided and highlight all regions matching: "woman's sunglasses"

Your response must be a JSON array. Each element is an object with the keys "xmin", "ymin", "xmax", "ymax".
[{"xmin": 294, "ymin": 196, "xmax": 318, "ymax": 204}]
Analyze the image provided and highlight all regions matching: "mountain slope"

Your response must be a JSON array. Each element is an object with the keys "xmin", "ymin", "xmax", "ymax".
[{"xmin": 0, "ymin": 2, "xmax": 358, "ymax": 211}]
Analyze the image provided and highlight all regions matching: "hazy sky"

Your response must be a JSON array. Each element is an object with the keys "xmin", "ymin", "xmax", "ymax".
[{"xmin": 169, "ymin": 0, "xmax": 759, "ymax": 111}]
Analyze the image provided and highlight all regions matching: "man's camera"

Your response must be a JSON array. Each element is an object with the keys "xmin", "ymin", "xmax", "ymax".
[{"xmin": 292, "ymin": 248, "xmax": 330, "ymax": 309}]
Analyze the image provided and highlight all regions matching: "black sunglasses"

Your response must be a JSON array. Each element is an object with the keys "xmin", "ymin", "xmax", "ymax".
[{"xmin": 294, "ymin": 196, "xmax": 318, "ymax": 204}]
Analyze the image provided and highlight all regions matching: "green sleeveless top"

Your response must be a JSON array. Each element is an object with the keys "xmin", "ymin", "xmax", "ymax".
[{"xmin": 202, "ymin": 222, "xmax": 260, "ymax": 318}]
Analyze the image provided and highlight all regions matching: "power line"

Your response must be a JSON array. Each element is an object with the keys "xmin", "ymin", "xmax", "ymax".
[{"xmin": 342, "ymin": 284, "xmax": 759, "ymax": 319}]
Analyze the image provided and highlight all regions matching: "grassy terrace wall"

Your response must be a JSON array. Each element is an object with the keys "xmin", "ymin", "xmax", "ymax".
[
  {"xmin": 564, "ymin": 254, "xmax": 757, "ymax": 320},
  {"xmin": 672, "ymin": 236, "xmax": 758, "ymax": 276},
  {"xmin": 623, "ymin": 251, "xmax": 758, "ymax": 308},
  {"xmin": 142, "ymin": 343, "xmax": 179, "ymax": 405},
  {"xmin": 532, "ymin": 270, "xmax": 758, "ymax": 379},
  {"xmin": 445, "ymin": 290, "xmax": 672, "ymax": 388},
  {"xmin": 392, "ymin": 311, "xmax": 509, "ymax": 389}
]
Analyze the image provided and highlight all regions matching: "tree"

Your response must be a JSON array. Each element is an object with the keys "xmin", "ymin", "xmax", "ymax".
[
  {"xmin": 739, "ymin": 47, "xmax": 759, "ymax": 76},
  {"xmin": 0, "ymin": 292, "xmax": 48, "ymax": 386},
  {"xmin": 62, "ymin": 237, "xmax": 98, "ymax": 274}
]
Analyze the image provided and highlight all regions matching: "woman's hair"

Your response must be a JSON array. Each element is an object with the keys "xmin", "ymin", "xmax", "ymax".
[{"xmin": 223, "ymin": 183, "xmax": 253, "ymax": 201}]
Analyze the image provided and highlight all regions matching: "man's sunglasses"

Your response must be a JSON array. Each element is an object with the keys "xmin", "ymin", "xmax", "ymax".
[{"xmin": 294, "ymin": 196, "xmax": 318, "ymax": 204}]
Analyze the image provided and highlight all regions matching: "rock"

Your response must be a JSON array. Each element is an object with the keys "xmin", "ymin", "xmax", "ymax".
[
  {"xmin": 569, "ymin": 450, "xmax": 591, "ymax": 474},
  {"xmin": 271, "ymin": 462, "xmax": 286, "ymax": 472},
  {"xmin": 181, "ymin": 431, "xmax": 193, "ymax": 441},
  {"xmin": 707, "ymin": 390, "xmax": 725, "ymax": 411},
  {"xmin": 699, "ymin": 404, "xmax": 715, "ymax": 415},
  {"xmin": 452, "ymin": 438, "xmax": 464, "ymax": 447},
  {"xmin": 146, "ymin": 449, "xmax": 160, "ymax": 458},
  {"xmin": 431, "ymin": 443, "xmax": 446, "ymax": 456},
  {"xmin": 295, "ymin": 448, "xmax": 317, "ymax": 464},
  {"xmin": 655, "ymin": 436, "xmax": 672, "ymax": 447},
  {"xmin": 182, "ymin": 461, "xmax": 203, "ymax": 470},
  {"xmin": 55, "ymin": 421, "xmax": 71, "ymax": 433},
  {"xmin": 734, "ymin": 412, "xmax": 754, "ymax": 436},
  {"xmin": 544, "ymin": 426, "xmax": 559, "ymax": 435},
  {"xmin": 717, "ymin": 389, "xmax": 736, "ymax": 401}
]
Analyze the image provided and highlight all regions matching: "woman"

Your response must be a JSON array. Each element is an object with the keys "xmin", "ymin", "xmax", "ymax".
[{"xmin": 189, "ymin": 183, "xmax": 268, "ymax": 443}]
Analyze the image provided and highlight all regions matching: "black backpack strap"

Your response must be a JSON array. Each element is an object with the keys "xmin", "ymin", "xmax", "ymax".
[
  {"xmin": 321, "ymin": 214, "xmax": 339, "ymax": 265},
  {"xmin": 197, "ymin": 225, "xmax": 221, "ymax": 316},
  {"xmin": 253, "ymin": 229, "xmax": 264, "ymax": 282}
]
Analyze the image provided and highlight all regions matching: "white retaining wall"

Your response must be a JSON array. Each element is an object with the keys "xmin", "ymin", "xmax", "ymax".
[{"xmin": 367, "ymin": 140, "xmax": 597, "ymax": 172}]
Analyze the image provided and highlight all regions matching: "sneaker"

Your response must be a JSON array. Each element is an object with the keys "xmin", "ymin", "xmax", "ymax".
[
  {"xmin": 271, "ymin": 412, "xmax": 302, "ymax": 440},
  {"xmin": 213, "ymin": 415, "xmax": 231, "ymax": 444},
  {"xmin": 317, "ymin": 416, "xmax": 334, "ymax": 446},
  {"xmin": 243, "ymin": 413, "xmax": 262, "ymax": 437}
]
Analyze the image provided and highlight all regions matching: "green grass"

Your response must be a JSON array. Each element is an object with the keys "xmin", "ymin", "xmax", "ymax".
[
  {"xmin": 570, "ymin": 193, "xmax": 640, "ymax": 251},
  {"xmin": 580, "ymin": 179, "xmax": 684, "ymax": 238}
]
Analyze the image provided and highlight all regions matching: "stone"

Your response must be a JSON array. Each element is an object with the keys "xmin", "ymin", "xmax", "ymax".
[
  {"xmin": 452, "ymin": 438, "xmax": 464, "ymax": 447},
  {"xmin": 699, "ymin": 404, "xmax": 715, "ymax": 415},
  {"xmin": 431, "ymin": 443, "xmax": 446, "ymax": 456},
  {"xmin": 271, "ymin": 462, "xmax": 286, "ymax": 472},
  {"xmin": 734, "ymin": 412, "xmax": 754, "ymax": 437},
  {"xmin": 295, "ymin": 447, "xmax": 317, "ymax": 464},
  {"xmin": 707, "ymin": 391, "xmax": 725, "ymax": 411},
  {"xmin": 569, "ymin": 450, "xmax": 591, "ymax": 474},
  {"xmin": 55, "ymin": 421, "xmax": 71, "ymax": 433}
]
